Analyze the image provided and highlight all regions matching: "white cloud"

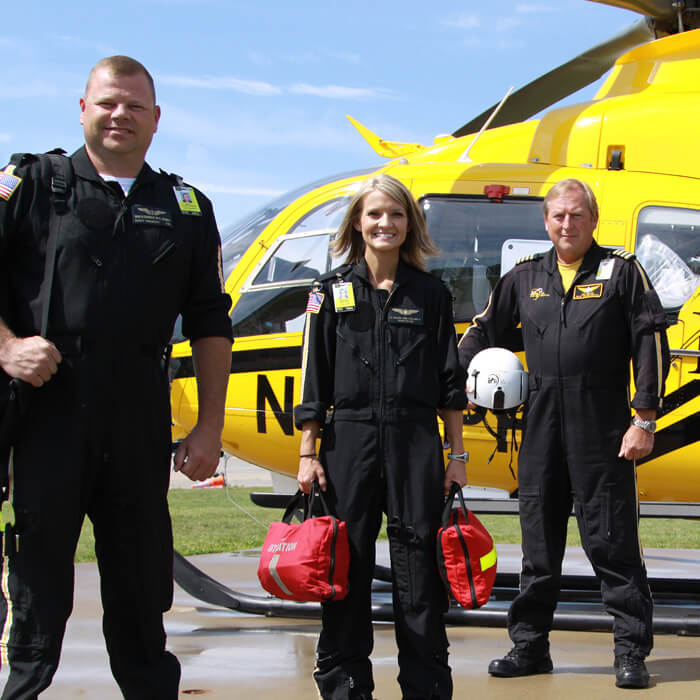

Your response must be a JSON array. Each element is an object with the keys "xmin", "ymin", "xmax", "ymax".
[
  {"xmin": 443, "ymin": 13, "xmax": 481, "ymax": 29},
  {"xmin": 289, "ymin": 84, "xmax": 392, "ymax": 100},
  {"xmin": 157, "ymin": 74, "xmax": 282, "ymax": 96},
  {"xmin": 159, "ymin": 103, "xmax": 359, "ymax": 150},
  {"xmin": 157, "ymin": 74, "xmax": 391, "ymax": 100}
]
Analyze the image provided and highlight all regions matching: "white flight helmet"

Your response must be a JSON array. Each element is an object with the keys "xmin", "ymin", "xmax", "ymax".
[{"xmin": 466, "ymin": 347, "xmax": 528, "ymax": 411}]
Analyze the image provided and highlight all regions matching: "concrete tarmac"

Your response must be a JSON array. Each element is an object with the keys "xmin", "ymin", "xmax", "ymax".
[{"xmin": 3, "ymin": 460, "xmax": 700, "ymax": 699}]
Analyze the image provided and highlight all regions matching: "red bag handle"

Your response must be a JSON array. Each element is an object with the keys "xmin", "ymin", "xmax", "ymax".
[
  {"xmin": 282, "ymin": 480, "xmax": 333, "ymax": 524},
  {"xmin": 441, "ymin": 481, "xmax": 471, "ymax": 527}
]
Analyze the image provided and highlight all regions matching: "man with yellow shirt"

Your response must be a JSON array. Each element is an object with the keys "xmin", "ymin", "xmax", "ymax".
[{"xmin": 458, "ymin": 179, "xmax": 670, "ymax": 689}]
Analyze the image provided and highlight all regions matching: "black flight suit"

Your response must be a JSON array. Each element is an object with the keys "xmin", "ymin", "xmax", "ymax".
[
  {"xmin": 458, "ymin": 242, "xmax": 669, "ymax": 660},
  {"xmin": 0, "ymin": 147, "xmax": 232, "ymax": 699},
  {"xmin": 294, "ymin": 259, "xmax": 466, "ymax": 700}
]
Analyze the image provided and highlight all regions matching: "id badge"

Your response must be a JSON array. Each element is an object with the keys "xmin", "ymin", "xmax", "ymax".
[
  {"xmin": 332, "ymin": 282, "xmax": 356, "ymax": 312},
  {"xmin": 173, "ymin": 185, "xmax": 202, "ymax": 215},
  {"xmin": 596, "ymin": 258, "xmax": 615, "ymax": 280}
]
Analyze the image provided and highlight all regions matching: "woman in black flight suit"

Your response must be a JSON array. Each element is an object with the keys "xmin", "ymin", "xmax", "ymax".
[{"xmin": 293, "ymin": 174, "xmax": 467, "ymax": 700}]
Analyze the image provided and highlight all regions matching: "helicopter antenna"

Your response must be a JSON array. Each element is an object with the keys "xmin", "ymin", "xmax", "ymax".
[{"xmin": 457, "ymin": 86, "xmax": 514, "ymax": 163}]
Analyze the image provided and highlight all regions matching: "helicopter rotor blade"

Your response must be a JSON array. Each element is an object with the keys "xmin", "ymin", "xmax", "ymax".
[
  {"xmin": 452, "ymin": 18, "xmax": 654, "ymax": 138},
  {"xmin": 586, "ymin": 0, "xmax": 677, "ymax": 21}
]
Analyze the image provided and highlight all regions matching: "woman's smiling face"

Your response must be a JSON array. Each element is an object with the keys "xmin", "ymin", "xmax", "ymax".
[{"xmin": 355, "ymin": 189, "xmax": 409, "ymax": 257}]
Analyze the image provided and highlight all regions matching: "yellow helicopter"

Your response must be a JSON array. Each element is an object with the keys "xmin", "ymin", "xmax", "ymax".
[{"xmin": 169, "ymin": 0, "xmax": 700, "ymax": 506}]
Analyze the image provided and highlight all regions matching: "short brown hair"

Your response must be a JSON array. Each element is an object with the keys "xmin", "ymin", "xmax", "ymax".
[
  {"xmin": 332, "ymin": 173, "xmax": 439, "ymax": 270},
  {"xmin": 86, "ymin": 56, "xmax": 156, "ymax": 103},
  {"xmin": 543, "ymin": 178, "xmax": 598, "ymax": 220}
]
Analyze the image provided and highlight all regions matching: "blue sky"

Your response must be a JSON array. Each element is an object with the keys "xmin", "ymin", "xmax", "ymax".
[{"xmin": 2, "ymin": 1, "xmax": 639, "ymax": 230}]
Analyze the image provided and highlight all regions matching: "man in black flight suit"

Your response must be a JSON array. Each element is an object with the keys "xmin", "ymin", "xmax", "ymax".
[
  {"xmin": 458, "ymin": 178, "xmax": 669, "ymax": 689},
  {"xmin": 0, "ymin": 56, "xmax": 233, "ymax": 699}
]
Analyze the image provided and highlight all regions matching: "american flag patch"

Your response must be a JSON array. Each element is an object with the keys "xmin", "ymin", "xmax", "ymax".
[
  {"xmin": 306, "ymin": 291, "xmax": 324, "ymax": 314},
  {"xmin": 0, "ymin": 171, "xmax": 21, "ymax": 201}
]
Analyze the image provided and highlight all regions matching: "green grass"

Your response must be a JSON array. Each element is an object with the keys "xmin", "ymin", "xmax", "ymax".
[{"xmin": 74, "ymin": 488, "xmax": 700, "ymax": 563}]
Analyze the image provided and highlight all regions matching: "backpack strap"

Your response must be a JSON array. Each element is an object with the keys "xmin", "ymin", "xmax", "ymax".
[
  {"xmin": 45, "ymin": 149, "xmax": 71, "ymax": 216},
  {"xmin": 39, "ymin": 150, "xmax": 73, "ymax": 337}
]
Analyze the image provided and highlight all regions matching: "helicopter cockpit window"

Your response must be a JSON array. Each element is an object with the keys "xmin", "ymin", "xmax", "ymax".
[
  {"xmin": 421, "ymin": 196, "xmax": 547, "ymax": 322},
  {"xmin": 635, "ymin": 206, "xmax": 700, "ymax": 313},
  {"xmin": 230, "ymin": 197, "xmax": 351, "ymax": 336},
  {"xmin": 220, "ymin": 208, "xmax": 281, "ymax": 283},
  {"xmin": 250, "ymin": 198, "xmax": 350, "ymax": 287},
  {"xmin": 219, "ymin": 167, "xmax": 375, "ymax": 282}
]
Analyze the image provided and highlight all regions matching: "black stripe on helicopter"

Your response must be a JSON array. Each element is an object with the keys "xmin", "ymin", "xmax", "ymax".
[{"xmin": 169, "ymin": 346, "xmax": 301, "ymax": 380}]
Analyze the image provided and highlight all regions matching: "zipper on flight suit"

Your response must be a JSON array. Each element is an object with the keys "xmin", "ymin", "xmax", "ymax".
[
  {"xmin": 373, "ymin": 282, "xmax": 399, "ymax": 480},
  {"xmin": 557, "ymin": 276, "xmax": 573, "ymax": 462},
  {"xmin": 557, "ymin": 264, "xmax": 586, "ymax": 476}
]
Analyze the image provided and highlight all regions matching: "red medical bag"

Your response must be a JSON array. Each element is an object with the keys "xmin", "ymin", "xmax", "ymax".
[
  {"xmin": 436, "ymin": 482, "xmax": 497, "ymax": 609},
  {"xmin": 258, "ymin": 484, "xmax": 349, "ymax": 602}
]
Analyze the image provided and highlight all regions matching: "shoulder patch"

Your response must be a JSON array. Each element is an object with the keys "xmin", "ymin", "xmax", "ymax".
[
  {"xmin": 611, "ymin": 248, "xmax": 635, "ymax": 261},
  {"xmin": 0, "ymin": 168, "xmax": 22, "ymax": 201},
  {"xmin": 516, "ymin": 252, "xmax": 544, "ymax": 265},
  {"xmin": 305, "ymin": 289, "xmax": 325, "ymax": 314}
]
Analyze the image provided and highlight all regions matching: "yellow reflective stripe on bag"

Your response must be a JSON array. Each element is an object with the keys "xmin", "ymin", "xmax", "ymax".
[{"xmin": 480, "ymin": 547, "xmax": 497, "ymax": 571}]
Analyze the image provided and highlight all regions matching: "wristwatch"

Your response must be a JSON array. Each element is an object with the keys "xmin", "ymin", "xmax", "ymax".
[{"xmin": 631, "ymin": 416, "xmax": 656, "ymax": 434}]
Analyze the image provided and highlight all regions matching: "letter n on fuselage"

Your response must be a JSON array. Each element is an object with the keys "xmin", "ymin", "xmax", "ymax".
[{"xmin": 257, "ymin": 375, "xmax": 294, "ymax": 435}]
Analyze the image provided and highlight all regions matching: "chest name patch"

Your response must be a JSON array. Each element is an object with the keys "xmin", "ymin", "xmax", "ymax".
[
  {"xmin": 388, "ymin": 307, "xmax": 424, "ymax": 325},
  {"xmin": 573, "ymin": 282, "xmax": 603, "ymax": 300},
  {"xmin": 132, "ymin": 205, "xmax": 173, "ymax": 228},
  {"xmin": 529, "ymin": 288, "xmax": 550, "ymax": 300}
]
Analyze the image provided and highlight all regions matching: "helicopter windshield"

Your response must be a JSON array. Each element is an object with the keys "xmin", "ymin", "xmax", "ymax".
[{"xmin": 219, "ymin": 168, "xmax": 377, "ymax": 281}]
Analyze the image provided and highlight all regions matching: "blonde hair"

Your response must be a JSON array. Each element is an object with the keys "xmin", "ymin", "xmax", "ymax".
[
  {"xmin": 332, "ymin": 173, "xmax": 438, "ymax": 270},
  {"xmin": 543, "ymin": 178, "xmax": 598, "ymax": 220}
]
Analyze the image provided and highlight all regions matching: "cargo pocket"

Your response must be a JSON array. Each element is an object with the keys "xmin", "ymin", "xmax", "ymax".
[
  {"xmin": 577, "ymin": 482, "xmax": 640, "ymax": 566},
  {"xmin": 517, "ymin": 488, "xmax": 552, "ymax": 572},
  {"xmin": 387, "ymin": 519, "xmax": 418, "ymax": 611},
  {"xmin": 606, "ymin": 481, "xmax": 642, "ymax": 564}
]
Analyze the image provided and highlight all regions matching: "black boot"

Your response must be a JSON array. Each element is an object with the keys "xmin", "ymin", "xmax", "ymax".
[
  {"xmin": 614, "ymin": 655, "xmax": 649, "ymax": 689},
  {"xmin": 488, "ymin": 645, "xmax": 553, "ymax": 677}
]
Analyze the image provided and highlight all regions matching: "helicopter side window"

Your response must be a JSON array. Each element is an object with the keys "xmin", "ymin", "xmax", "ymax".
[
  {"xmin": 231, "ymin": 197, "xmax": 351, "ymax": 337},
  {"xmin": 635, "ymin": 206, "xmax": 700, "ymax": 314},
  {"xmin": 421, "ymin": 196, "xmax": 547, "ymax": 323},
  {"xmin": 252, "ymin": 236, "xmax": 329, "ymax": 285}
]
